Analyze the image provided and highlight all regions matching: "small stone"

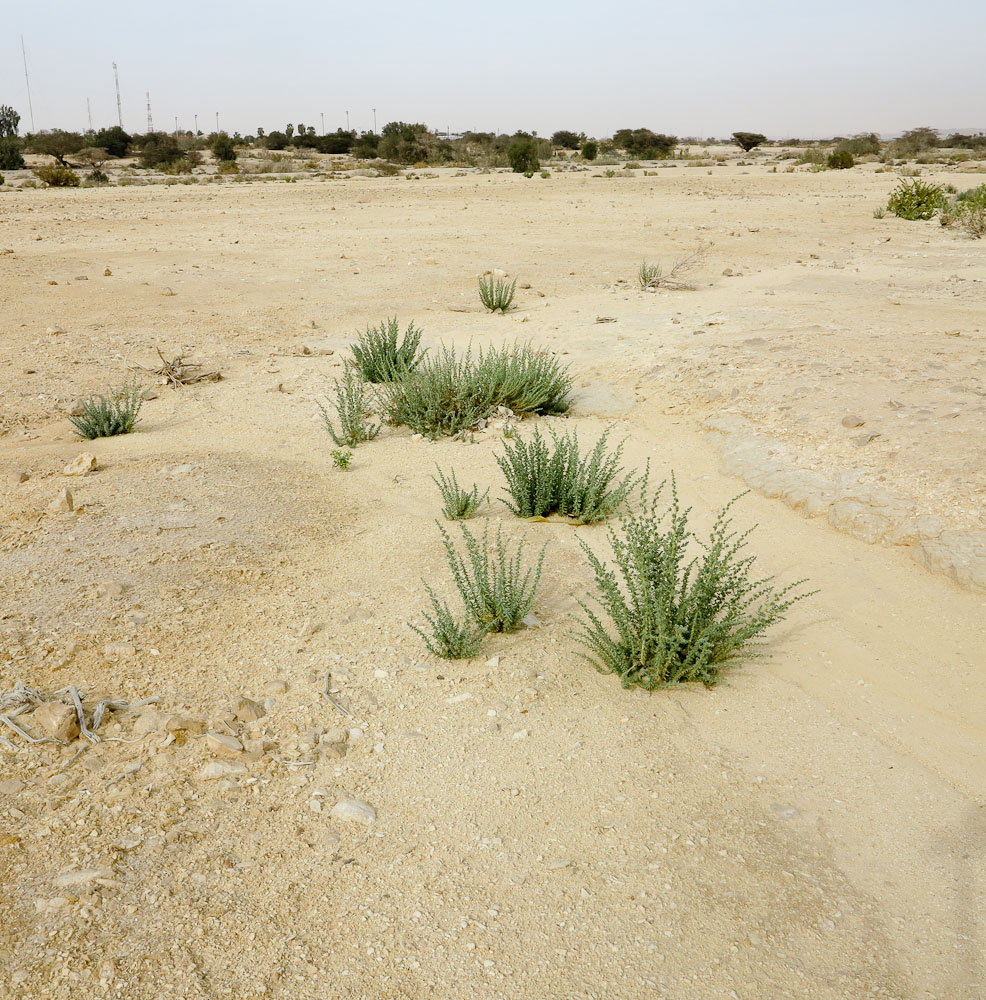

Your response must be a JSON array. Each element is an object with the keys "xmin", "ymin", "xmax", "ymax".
[
  {"xmin": 485, "ymin": 656, "xmax": 500, "ymax": 668},
  {"xmin": 841, "ymin": 414, "xmax": 865, "ymax": 428},
  {"xmin": 141, "ymin": 389, "xmax": 158, "ymax": 401},
  {"xmin": 373, "ymin": 669, "xmax": 389, "ymax": 680},
  {"xmin": 232, "ymin": 696, "xmax": 266, "ymax": 723},
  {"xmin": 0, "ymin": 778, "xmax": 25, "ymax": 795},
  {"xmin": 520, "ymin": 613, "xmax": 541, "ymax": 628},
  {"xmin": 31, "ymin": 702, "xmax": 80, "ymax": 742},
  {"xmin": 46, "ymin": 325, "xmax": 66, "ymax": 335},
  {"xmin": 548, "ymin": 859, "xmax": 571, "ymax": 870},
  {"xmin": 9, "ymin": 470, "xmax": 29, "ymax": 485},
  {"xmin": 54, "ymin": 867, "xmax": 114, "ymax": 888},
  {"xmin": 103, "ymin": 268, "xmax": 112, "ymax": 276},
  {"xmin": 64, "ymin": 452, "xmax": 97, "ymax": 476},
  {"xmin": 492, "ymin": 268, "xmax": 508, "ymax": 278},
  {"xmin": 321, "ymin": 728, "xmax": 349, "ymax": 745},
  {"xmin": 199, "ymin": 760, "xmax": 247, "ymax": 780},
  {"xmin": 206, "ymin": 732, "xmax": 243, "ymax": 755},
  {"xmin": 330, "ymin": 798, "xmax": 376, "ymax": 824},
  {"xmin": 47, "ymin": 488, "xmax": 74, "ymax": 513},
  {"xmin": 854, "ymin": 432, "xmax": 881, "ymax": 447},
  {"xmin": 103, "ymin": 642, "xmax": 136, "ymax": 659},
  {"xmin": 96, "ymin": 581, "xmax": 125, "ymax": 598},
  {"xmin": 512, "ymin": 729, "xmax": 529, "ymax": 740},
  {"xmin": 447, "ymin": 693, "xmax": 473, "ymax": 704}
]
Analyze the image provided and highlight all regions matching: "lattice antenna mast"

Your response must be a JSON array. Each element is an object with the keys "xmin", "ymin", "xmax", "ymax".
[
  {"xmin": 113, "ymin": 62, "xmax": 123, "ymax": 127},
  {"xmin": 87, "ymin": 97, "xmax": 93, "ymax": 132},
  {"xmin": 21, "ymin": 36, "xmax": 36, "ymax": 132},
  {"xmin": 146, "ymin": 92, "xmax": 153, "ymax": 133}
]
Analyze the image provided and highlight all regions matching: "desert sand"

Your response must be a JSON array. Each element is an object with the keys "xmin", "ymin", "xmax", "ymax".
[{"xmin": 1, "ymin": 159, "xmax": 984, "ymax": 999}]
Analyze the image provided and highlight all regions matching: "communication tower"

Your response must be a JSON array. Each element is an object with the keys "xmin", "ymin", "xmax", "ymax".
[
  {"xmin": 113, "ymin": 62, "xmax": 123, "ymax": 127},
  {"xmin": 146, "ymin": 93, "xmax": 154, "ymax": 133}
]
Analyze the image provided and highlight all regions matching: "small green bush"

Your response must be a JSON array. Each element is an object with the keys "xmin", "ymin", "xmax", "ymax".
[
  {"xmin": 34, "ymin": 166, "xmax": 80, "ymax": 187},
  {"xmin": 69, "ymin": 383, "xmax": 143, "ymax": 439},
  {"xmin": 887, "ymin": 179, "xmax": 948, "ymax": 220},
  {"xmin": 0, "ymin": 137, "xmax": 24, "ymax": 170},
  {"xmin": 318, "ymin": 368, "xmax": 380, "ymax": 447},
  {"xmin": 575, "ymin": 481, "xmax": 812, "ymax": 688},
  {"xmin": 582, "ymin": 141, "xmax": 598, "ymax": 161},
  {"xmin": 331, "ymin": 449, "xmax": 353, "ymax": 470},
  {"xmin": 507, "ymin": 135, "xmax": 539, "ymax": 173},
  {"xmin": 410, "ymin": 587, "xmax": 484, "ymax": 659},
  {"xmin": 350, "ymin": 318, "xmax": 424, "ymax": 382},
  {"xmin": 479, "ymin": 274, "xmax": 517, "ymax": 312},
  {"xmin": 827, "ymin": 150, "xmax": 854, "ymax": 169},
  {"xmin": 378, "ymin": 343, "xmax": 572, "ymax": 438},
  {"xmin": 434, "ymin": 467, "xmax": 488, "ymax": 520},
  {"xmin": 437, "ymin": 521, "xmax": 544, "ymax": 634},
  {"xmin": 496, "ymin": 427, "xmax": 645, "ymax": 524}
]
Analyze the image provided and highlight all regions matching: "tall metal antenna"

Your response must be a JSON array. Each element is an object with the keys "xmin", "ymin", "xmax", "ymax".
[
  {"xmin": 87, "ymin": 97, "xmax": 94, "ymax": 132},
  {"xmin": 21, "ymin": 37, "xmax": 36, "ymax": 132},
  {"xmin": 113, "ymin": 62, "xmax": 123, "ymax": 128},
  {"xmin": 146, "ymin": 92, "xmax": 153, "ymax": 133}
]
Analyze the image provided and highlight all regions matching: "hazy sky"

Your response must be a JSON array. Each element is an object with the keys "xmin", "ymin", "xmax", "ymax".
[{"xmin": 3, "ymin": 0, "xmax": 984, "ymax": 139}]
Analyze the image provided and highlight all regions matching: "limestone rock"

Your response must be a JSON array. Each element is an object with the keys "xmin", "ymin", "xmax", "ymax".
[
  {"xmin": 330, "ymin": 798, "xmax": 376, "ymax": 824},
  {"xmin": 31, "ymin": 702, "xmax": 80, "ymax": 742},
  {"xmin": 63, "ymin": 453, "xmax": 97, "ymax": 476},
  {"xmin": 199, "ymin": 759, "xmax": 247, "ymax": 780},
  {"xmin": 103, "ymin": 642, "xmax": 136, "ymax": 659},
  {"xmin": 206, "ymin": 732, "xmax": 244, "ymax": 756},
  {"xmin": 841, "ymin": 414, "xmax": 865, "ymax": 428},
  {"xmin": 232, "ymin": 696, "xmax": 266, "ymax": 723},
  {"xmin": 47, "ymin": 488, "xmax": 74, "ymax": 513}
]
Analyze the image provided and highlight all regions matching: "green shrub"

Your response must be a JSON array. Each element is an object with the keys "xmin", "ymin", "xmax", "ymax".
[
  {"xmin": 436, "ymin": 521, "xmax": 544, "ymax": 634},
  {"xmin": 0, "ymin": 137, "xmax": 24, "ymax": 170},
  {"xmin": 582, "ymin": 140, "xmax": 598, "ymax": 161},
  {"xmin": 331, "ymin": 449, "xmax": 353, "ymax": 470},
  {"xmin": 732, "ymin": 131, "xmax": 766, "ymax": 152},
  {"xmin": 955, "ymin": 183, "xmax": 986, "ymax": 209},
  {"xmin": 318, "ymin": 367, "xmax": 380, "ymax": 447},
  {"xmin": 835, "ymin": 133, "xmax": 880, "ymax": 157},
  {"xmin": 378, "ymin": 343, "xmax": 573, "ymax": 438},
  {"xmin": 434, "ymin": 467, "xmax": 488, "ymax": 520},
  {"xmin": 507, "ymin": 135, "xmax": 539, "ymax": 173},
  {"xmin": 69, "ymin": 383, "xmax": 143, "ymax": 439},
  {"xmin": 350, "ymin": 317, "xmax": 424, "ymax": 382},
  {"xmin": 479, "ymin": 274, "xmax": 517, "ymax": 312},
  {"xmin": 410, "ymin": 587, "xmax": 485, "ymax": 659},
  {"xmin": 34, "ymin": 166, "xmax": 80, "ymax": 187},
  {"xmin": 827, "ymin": 149, "xmax": 854, "ymax": 169},
  {"xmin": 496, "ymin": 427, "xmax": 644, "ymax": 524},
  {"xmin": 210, "ymin": 132, "xmax": 237, "ymax": 162},
  {"xmin": 86, "ymin": 168, "xmax": 109, "ymax": 186},
  {"xmin": 887, "ymin": 178, "xmax": 948, "ymax": 220},
  {"xmin": 574, "ymin": 481, "xmax": 812, "ymax": 688}
]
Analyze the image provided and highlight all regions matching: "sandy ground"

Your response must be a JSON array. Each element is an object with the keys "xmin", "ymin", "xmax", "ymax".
[{"xmin": 1, "ymin": 163, "xmax": 985, "ymax": 999}]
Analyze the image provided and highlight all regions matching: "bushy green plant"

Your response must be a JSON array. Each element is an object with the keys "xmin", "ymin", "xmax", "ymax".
[
  {"xmin": 955, "ymin": 183, "xmax": 986, "ymax": 209},
  {"xmin": 582, "ymin": 140, "xmax": 598, "ymax": 161},
  {"xmin": 318, "ymin": 368, "xmax": 380, "ymax": 447},
  {"xmin": 0, "ymin": 138, "xmax": 24, "ymax": 170},
  {"xmin": 479, "ymin": 275, "xmax": 517, "ymax": 312},
  {"xmin": 887, "ymin": 178, "xmax": 948, "ymax": 220},
  {"xmin": 378, "ymin": 343, "xmax": 572, "ymax": 438},
  {"xmin": 732, "ymin": 131, "xmax": 766, "ymax": 152},
  {"xmin": 349, "ymin": 317, "xmax": 424, "ymax": 382},
  {"xmin": 331, "ymin": 449, "xmax": 353, "ymax": 470},
  {"xmin": 410, "ymin": 587, "xmax": 485, "ymax": 659},
  {"xmin": 507, "ymin": 135, "xmax": 539, "ymax": 173},
  {"xmin": 434, "ymin": 467, "xmax": 488, "ymax": 520},
  {"xmin": 827, "ymin": 149, "xmax": 854, "ymax": 169},
  {"xmin": 69, "ymin": 383, "xmax": 143, "ymax": 439},
  {"xmin": 437, "ymin": 521, "xmax": 544, "ymax": 634},
  {"xmin": 873, "ymin": 206, "xmax": 886, "ymax": 218},
  {"xmin": 496, "ymin": 427, "xmax": 644, "ymax": 524},
  {"xmin": 210, "ymin": 132, "xmax": 237, "ymax": 162},
  {"xmin": 574, "ymin": 481, "xmax": 812, "ymax": 688},
  {"xmin": 34, "ymin": 166, "xmax": 80, "ymax": 187}
]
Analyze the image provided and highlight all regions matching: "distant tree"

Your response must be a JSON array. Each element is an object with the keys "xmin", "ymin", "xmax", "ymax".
[
  {"xmin": 265, "ymin": 131, "xmax": 288, "ymax": 150},
  {"xmin": 0, "ymin": 105, "xmax": 20, "ymax": 137},
  {"xmin": 897, "ymin": 126, "xmax": 939, "ymax": 153},
  {"xmin": 507, "ymin": 133, "xmax": 540, "ymax": 173},
  {"xmin": 946, "ymin": 132, "xmax": 986, "ymax": 149},
  {"xmin": 613, "ymin": 128, "xmax": 677, "ymax": 159},
  {"xmin": 285, "ymin": 124, "xmax": 294, "ymax": 138},
  {"xmin": 732, "ymin": 131, "xmax": 767, "ymax": 152},
  {"xmin": 551, "ymin": 130, "xmax": 582, "ymax": 149},
  {"xmin": 92, "ymin": 125, "xmax": 131, "ymax": 158},
  {"xmin": 353, "ymin": 131, "xmax": 379, "ymax": 158},
  {"xmin": 76, "ymin": 147, "xmax": 109, "ymax": 169},
  {"xmin": 835, "ymin": 133, "xmax": 880, "ymax": 157},
  {"xmin": 210, "ymin": 132, "xmax": 237, "ymax": 162},
  {"xmin": 297, "ymin": 123, "xmax": 305, "ymax": 137},
  {"xmin": 313, "ymin": 129, "xmax": 355, "ymax": 154},
  {"xmin": 29, "ymin": 130, "xmax": 85, "ymax": 166},
  {"xmin": 256, "ymin": 127, "xmax": 265, "ymax": 139},
  {"xmin": 582, "ymin": 140, "xmax": 598, "ymax": 161},
  {"xmin": 137, "ymin": 133, "xmax": 186, "ymax": 168},
  {"xmin": 827, "ymin": 149, "xmax": 854, "ymax": 169}
]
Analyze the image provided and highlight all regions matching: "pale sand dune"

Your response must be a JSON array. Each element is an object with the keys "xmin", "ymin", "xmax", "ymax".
[{"xmin": 0, "ymin": 165, "xmax": 983, "ymax": 998}]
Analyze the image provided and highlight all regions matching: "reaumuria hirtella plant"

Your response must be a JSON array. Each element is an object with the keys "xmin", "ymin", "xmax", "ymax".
[{"xmin": 318, "ymin": 367, "xmax": 380, "ymax": 447}]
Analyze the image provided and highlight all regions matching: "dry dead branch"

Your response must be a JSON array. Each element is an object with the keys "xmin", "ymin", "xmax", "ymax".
[{"xmin": 131, "ymin": 348, "xmax": 222, "ymax": 387}]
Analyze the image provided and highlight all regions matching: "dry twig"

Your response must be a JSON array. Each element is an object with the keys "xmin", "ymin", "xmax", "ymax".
[{"xmin": 131, "ymin": 348, "xmax": 222, "ymax": 387}]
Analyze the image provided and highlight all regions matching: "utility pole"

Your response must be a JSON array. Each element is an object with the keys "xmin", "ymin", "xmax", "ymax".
[
  {"xmin": 320, "ymin": 111, "xmax": 325, "ymax": 134},
  {"xmin": 372, "ymin": 108, "xmax": 377, "ymax": 134},
  {"xmin": 174, "ymin": 115, "xmax": 178, "ymax": 137},
  {"xmin": 21, "ymin": 37, "xmax": 35, "ymax": 132},
  {"xmin": 113, "ymin": 62, "xmax": 122, "ymax": 128},
  {"xmin": 146, "ymin": 92, "xmax": 153, "ymax": 133},
  {"xmin": 194, "ymin": 114, "xmax": 198, "ymax": 134},
  {"xmin": 215, "ymin": 111, "xmax": 219, "ymax": 133},
  {"xmin": 87, "ymin": 97, "xmax": 94, "ymax": 132},
  {"xmin": 345, "ymin": 110, "xmax": 349, "ymax": 131}
]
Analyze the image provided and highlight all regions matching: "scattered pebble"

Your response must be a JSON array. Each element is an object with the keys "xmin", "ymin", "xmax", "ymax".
[
  {"xmin": 330, "ymin": 798, "xmax": 376, "ymax": 824},
  {"xmin": 199, "ymin": 760, "xmax": 247, "ymax": 780},
  {"xmin": 232, "ymin": 695, "xmax": 266, "ymax": 723},
  {"xmin": 47, "ymin": 488, "xmax": 74, "ymax": 513}
]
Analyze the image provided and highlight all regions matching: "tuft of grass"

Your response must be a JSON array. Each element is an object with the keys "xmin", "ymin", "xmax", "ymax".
[
  {"xmin": 574, "ymin": 480, "xmax": 813, "ymax": 688},
  {"xmin": 886, "ymin": 178, "xmax": 948, "ymax": 220},
  {"xmin": 637, "ymin": 249, "xmax": 703, "ymax": 290},
  {"xmin": 378, "ymin": 343, "xmax": 572, "ymax": 439},
  {"xmin": 318, "ymin": 367, "xmax": 381, "ymax": 447},
  {"xmin": 433, "ymin": 467, "xmax": 488, "ymax": 520},
  {"xmin": 479, "ymin": 274, "xmax": 517, "ymax": 312},
  {"xmin": 496, "ymin": 426, "xmax": 646, "ymax": 524},
  {"xmin": 331, "ymin": 449, "xmax": 353, "ymax": 470},
  {"xmin": 438, "ymin": 521, "xmax": 544, "ymax": 634},
  {"xmin": 873, "ymin": 206, "xmax": 886, "ymax": 219},
  {"xmin": 350, "ymin": 317, "xmax": 425, "ymax": 383},
  {"xmin": 409, "ymin": 587, "xmax": 485, "ymax": 659},
  {"xmin": 69, "ymin": 382, "xmax": 143, "ymax": 439}
]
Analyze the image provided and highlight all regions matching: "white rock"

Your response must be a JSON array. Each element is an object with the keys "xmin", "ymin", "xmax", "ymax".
[
  {"xmin": 485, "ymin": 656, "xmax": 500, "ymax": 668},
  {"xmin": 512, "ymin": 729, "xmax": 529, "ymax": 740},
  {"xmin": 103, "ymin": 642, "xmax": 136, "ymax": 659},
  {"xmin": 232, "ymin": 695, "xmax": 266, "ymax": 722},
  {"xmin": 63, "ymin": 452, "xmax": 97, "ymax": 476},
  {"xmin": 330, "ymin": 798, "xmax": 376, "ymax": 824},
  {"xmin": 206, "ymin": 733, "xmax": 243, "ymax": 756},
  {"xmin": 264, "ymin": 679, "xmax": 288, "ymax": 695},
  {"xmin": 31, "ymin": 702, "xmax": 80, "ymax": 742},
  {"xmin": 47, "ymin": 488, "xmax": 74, "ymax": 513},
  {"xmin": 54, "ymin": 867, "xmax": 114, "ymax": 888},
  {"xmin": 0, "ymin": 778, "xmax": 25, "ymax": 795},
  {"xmin": 199, "ymin": 760, "xmax": 247, "ymax": 780},
  {"xmin": 447, "ymin": 693, "xmax": 473, "ymax": 704}
]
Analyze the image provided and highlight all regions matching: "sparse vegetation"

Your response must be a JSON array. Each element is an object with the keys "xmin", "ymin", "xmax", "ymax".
[
  {"xmin": 410, "ymin": 587, "xmax": 485, "ymax": 659},
  {"xmin": 507, "ymin": 134, "xmax": 540, "ymax": 173},
  {"xmin": 479, "ymin": 274, "xmax": 517, "ymax": 312},
  {"xmin": 331, "ymin": 449, "xmax": 353, "ymax": 470},
  {"xmin": 349, "ymin": 318, "xmax": 425, "ymax": 382},
  {"xmin": 827, "ymin": 150, "xmax": 854, "ymax": 169},
  {"xmin": 574, "ymin": 481, "xmax": 812, "ymax": 688},
  {"xmin": 435, "ymin": 521, "xmax": 544, "ymax": 634},
  {"xmin": 887, "ymin": 178, "xmax": 948, "ymax": 220},
  {"xmin": 496, "ymin": 427, "xmax": 645, "ymax": 524},
  {"xmin": 378, "ymin": 343, "xmax": 572, "ymax": 438},
  {"xmin": 318, "ymin": 368, "xmax": 381, "ymax": 447},
  {"xmin": 582, "ymin": 140, "xmax": 598, "ymax": 161},
  {"xmin": 637, "ymin": 249, "xmax": 703, "ymax": 290},
  {"xmin": 69, "ymin": 383, "xmax": 143, "ymax": 439},
  {"xmin": 434, "ymin": 467, "xmax": 488, "ymax": 520},
  {"xmin": 940, "ymin": 184, "xmax": 986, "ymax": 238},
  {"xmin": 733, "ymin": 131, "xmax": 766, "ymax": 152},
  {"xmin": 33, "ymin": 166, "xmax": 80, "ymax": 187}
]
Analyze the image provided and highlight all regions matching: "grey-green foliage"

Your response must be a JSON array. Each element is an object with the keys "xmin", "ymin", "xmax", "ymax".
[
  {"xmin": 575, "ymin": 480, "xmax": 813, "ymax": 688},
  {"xmin": 886, "ymin": 178, "xmax": 948, "ymax": 220},
  {"xmin": 318, "ymin": 367, "xmax": 380, "ymax": 447},
  {"xmin": 350, "ymin": 317, "xmax": 424, "ymax": 383},
  {"xmin": 378, "ymin": 343, "xmax": 572, "ymax": 438},
  {"xmin": 479, "ymin": 275, "xmax": 517, "ymax": 312},
  {"xmin": 433, "ymin": 467, "xmax": 488, "ymax": 520},
  {"xmin": 439, "ymin": 521, "xmax": 544, "ymax": 634},
  {"xmin": 69, "ymin": 383, "xmax": 143, "ymax": 439},
  {"xmin": 409, "ymin": 587, "xmax": 485, "ymax": 659},
  {"xmin": 496, "ymin": 426, "xmax": 645, "ymax": 524}
]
